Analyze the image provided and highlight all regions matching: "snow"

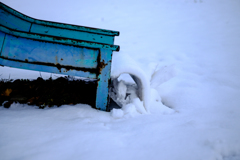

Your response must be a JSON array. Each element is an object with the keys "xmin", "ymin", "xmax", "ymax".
[
  {"xmin": 110, "ymin": 53, "xmax": 151, "ymax": 112},
  {"xmin": 1, "ymin": 0, "xmax": 240, "ymax": 160}
]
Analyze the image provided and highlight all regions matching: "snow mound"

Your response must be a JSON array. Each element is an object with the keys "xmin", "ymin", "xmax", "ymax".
[
  {"xmin": 110, "ymin": 53, "xmax": 151, "ymax": 112},
  {"xmin": 111, "ymin": 108, "xmax": 124, "ymax": 119},
  {"xmin": 110, "ymin": 53, "xmax": 175, "ymax": 115}
]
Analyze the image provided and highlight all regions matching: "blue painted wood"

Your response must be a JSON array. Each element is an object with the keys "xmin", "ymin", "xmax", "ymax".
[
  {"xmin": 0, "ymin": 3, "xmax": 119, "ymax": 36},
  {"xmin": 0, "ymin": 2, "xmax": 120, "ymax": 111},
  {"xmin": 95, "ymin": 49, "xmax": 113, "ymax": 111},
  {"xmin": 0, "ymin": 8, "xmax": 31, "ymax": 32},
  {"xmin": 0, "ymin": 31, "xmax": 5, "ymax": 53},
  {"xmin": 0, "ymin": 2, "xmax": 119, "ymax": 43},
  {"xmin": 2, "ymin": 34, "xmax": 99, "ymax": 69},
  {"xmin": 0, "ymin": 56, "xmax": 97, "ymax": 79},
  {"xmin": 31, "ymin": 24, "xmax": 114, "ymax": 45},
  {"xmin": 0, "ymin": 25, "xmax": 119, "ymax": 51}
]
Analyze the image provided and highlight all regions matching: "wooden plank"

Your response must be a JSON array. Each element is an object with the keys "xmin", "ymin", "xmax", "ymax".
[
  {"xmin": 95, "ymin": 49, "xmax": 113, "ymax": 111},
  {"xmin": 0, "ymin": 8, "xmax": 31, "ymax": 32},
  {"xmin": 0, "ymin": 31, "xmax": 5, "ymax": 54},
  {"xmin": 0, "ymin": 26, "xmax": 120, "ymax": 51},
  {"xmin": 0, "ymin": 57, "xmax": 97, "ymax": 79},
  {"xmin": 31, "ymin": 24, "xmax": 114, "ymax": 45},
  {"xmin": 0, "ymin": 2, "xmax": 119, "ymax": 36},
  {"xmin": 2, "ymin": 34, "xmax": 99, "ymax": 69}
]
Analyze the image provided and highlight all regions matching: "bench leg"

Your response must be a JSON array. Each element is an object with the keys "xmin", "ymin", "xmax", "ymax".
[{"xmin": 95, "ymin": 49, "xmax": 112, "ymax": 111}]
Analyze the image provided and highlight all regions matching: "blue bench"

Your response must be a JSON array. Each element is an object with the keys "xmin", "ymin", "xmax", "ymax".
[{"xmin": 0, "ymin": 2, "xmax": 120, "ymax": 111}]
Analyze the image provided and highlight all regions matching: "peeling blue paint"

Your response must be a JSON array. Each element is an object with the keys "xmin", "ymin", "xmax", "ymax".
[{"xmin": 96, "ymin": 49, "xmax": 113, "ymax": 111}]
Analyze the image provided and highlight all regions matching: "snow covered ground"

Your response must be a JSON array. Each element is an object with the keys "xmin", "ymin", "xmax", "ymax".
[{"xmin": 1, "ymin": 0, "xmax": 240, "ymax": 159}]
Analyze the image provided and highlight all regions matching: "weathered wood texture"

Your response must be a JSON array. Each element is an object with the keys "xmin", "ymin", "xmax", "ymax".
[{"xmin": 0, "ymin": 2, "xmax": 120, "ymax": 111}]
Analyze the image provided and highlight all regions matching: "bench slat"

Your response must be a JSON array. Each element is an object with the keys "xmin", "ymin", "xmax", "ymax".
[
  {"xmin": 31, "ymin": 24, "xmax": 115, "ymax": 45},
  {"xmin": 0, "ymin": 26, "xmax": 120, "ymax": 51},
  {"xmin": 2, "ymin": 34, "xmax": 99, "ymax": 69},
  {"xmin": 0, "ymin": 56, "xmax": 97, "ymax": 79},
  {"xmin": 0, "ymin": 8, "xmax": 31, "ymax": 32},
  {"xmin": 0, "ymin": 31, "xmax": 5, "ymax": 50},
  {"xmin": 0, "ymin": 2, "xmax": 119, "ymax": 37}
]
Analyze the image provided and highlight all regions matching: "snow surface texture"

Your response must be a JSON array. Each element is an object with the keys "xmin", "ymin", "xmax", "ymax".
[{"xmin": 1, "ymin": 0, "xmax": 240, "ymax": 160}]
